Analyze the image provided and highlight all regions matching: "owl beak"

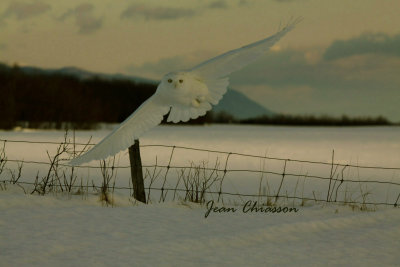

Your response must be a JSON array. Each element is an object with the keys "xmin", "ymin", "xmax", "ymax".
[{"xmin": 174, "ymin": 82, "xmax": 179, "ymax": 88}]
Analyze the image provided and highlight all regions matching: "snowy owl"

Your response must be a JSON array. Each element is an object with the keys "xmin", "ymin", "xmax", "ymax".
[{"xmin": 69, "ymin": 19, "xmax": 301, "ymax": 165}]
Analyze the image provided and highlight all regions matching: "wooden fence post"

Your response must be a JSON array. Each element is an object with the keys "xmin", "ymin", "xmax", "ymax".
[{"xmin": 129, "ymin": 139, "xmax": 146, "ymax": 203}]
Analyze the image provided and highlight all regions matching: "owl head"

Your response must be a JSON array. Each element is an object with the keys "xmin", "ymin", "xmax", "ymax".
[{"xmin": 161, "ymin": 72, "xmax": 191, "ymax": 90}]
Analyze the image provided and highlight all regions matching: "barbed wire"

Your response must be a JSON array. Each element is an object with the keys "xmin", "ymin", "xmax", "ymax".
[
  {"xmin": 1, "ymin": 137, "xmax": 399, "ymax": 207},
  {"xmin": 4, "ymin": 158, "xmax": 400, "ymax": 186},
  {"xmin": 1, "ymin": 180, "xmax": 398, "ymax": 207},
  {"xmin": 2, "ymin": 138, "xmax": 400, "ymax": 170}
]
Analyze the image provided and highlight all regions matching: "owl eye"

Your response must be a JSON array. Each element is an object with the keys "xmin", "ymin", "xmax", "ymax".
[
  {"xmin": 179, "ymin": 79, "xmax": 183, "ymax": 83},
  {"xmin": 167, "ymin": 79, "xmax": 173, "ymax": 83}
]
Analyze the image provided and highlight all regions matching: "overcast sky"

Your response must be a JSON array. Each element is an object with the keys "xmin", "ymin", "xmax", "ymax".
[{"xmin": 1, "ymin": 0, "xmax": 399, "ymax": 121}]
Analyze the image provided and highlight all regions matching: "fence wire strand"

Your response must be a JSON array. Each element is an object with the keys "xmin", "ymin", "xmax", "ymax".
[
  {"xmin": 1, "ymin": 138, "xmax": 399, "ymax": 207},
  {"xmin": 2, "ymin": 138, "xmax": 400, "ymax": 170}
]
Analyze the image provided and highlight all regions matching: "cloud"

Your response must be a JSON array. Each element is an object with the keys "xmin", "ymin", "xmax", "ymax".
[
  {"xmin": 241, "ymin": 51, "xmax": 330, "ymax": 87},
  {"xmin": 229, "ymin": 48, "xmax": 400, "ymax": 105},
  {"xmin": 120, "ymin": 2, "xmax": 233, "ymax": 21},
  {"xmin": 323, "ymin": 32, "xmax": 400, "ymax": 60},
  {"xmin": 121, "ymin": 4, "xmax": 197, "ymax": 20},
  {"xmin": 273, "ymin": 0, "xmax": 300, "ymax": 2},
  {"xmin": 238, "ymin": 0, "xmax": 252, "ymax": 6},
  {"xmin": 125, "ymin": 39, "xmax": 400, "ymax": 120},
  {"xmin": 207, "ymin": 0, "xmax": 229, "ymax": 9},
  {"xmin": 126, "ymin": 55, "xmax": 189, "ymax": 77},
  {"xmin": 125, "ymin": 51, "xmax": 216, "ymax": 79},
  {"xmin": 127, "ymin": 47, "xmax": 400, "ymax": 92},
  {"xmin": 59, "ymin": 3, "xmax": 103, "ymax": 34},
  {"xmin": 229, "ymin": 48, "xmax": 400, "ymax": 120},
  {"xmin": 1, "ymin": 1, "xmax": 51, "ymax": 20}
]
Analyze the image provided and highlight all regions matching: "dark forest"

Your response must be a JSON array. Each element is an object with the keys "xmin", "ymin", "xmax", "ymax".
[{"xmin": 0, "ymin": 64, "xmax": 394, "ymax": 129}]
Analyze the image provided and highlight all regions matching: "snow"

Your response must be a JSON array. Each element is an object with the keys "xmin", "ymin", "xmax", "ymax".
[
  {"xmin": 1, "ymin": 187, "xmax": 399, "ymax": 266},
  {"xmin": 2, "ymin": 125, "xmax": 400, "ymax": 204},
  {"xmin": 1, "ymin": 125, "xmax": 400, "ymax": 266}
]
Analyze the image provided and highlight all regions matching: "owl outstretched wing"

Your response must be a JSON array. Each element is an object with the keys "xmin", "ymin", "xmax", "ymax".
[
  {"xmin": 69, "ymin": 94, "xmax": 170, "ymax": 166},
  {"xmin": 166, "ymin": 19, "xmax": 301, "ymax": 124},
  {"xmin": 69, "ymin": 19, "xmax": 300, "ymax": 165},
  {"xmin": 189, "ymin": 18, "xmax": 302, "ymax": 80}
]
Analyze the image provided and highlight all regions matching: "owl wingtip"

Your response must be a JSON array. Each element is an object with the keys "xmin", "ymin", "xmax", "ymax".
[{"xmin": 68, "ymin": 157, "xmax": 83, "ymax": 166}]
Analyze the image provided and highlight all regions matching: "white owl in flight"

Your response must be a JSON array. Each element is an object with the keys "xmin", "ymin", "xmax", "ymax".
[{"xmin": 69, "ymin": 19, "xmax": 301, "ymax": 165}]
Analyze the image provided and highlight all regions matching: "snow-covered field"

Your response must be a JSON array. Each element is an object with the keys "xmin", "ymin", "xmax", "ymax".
[{"xmin": 1, "ymin": 125, "xmax": 400, "ymax": 266}]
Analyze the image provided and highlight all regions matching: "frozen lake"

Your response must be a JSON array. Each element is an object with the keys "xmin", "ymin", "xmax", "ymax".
[{"xmin": 1, "ymin": 125, "xmax": 400, "ymax": 205}]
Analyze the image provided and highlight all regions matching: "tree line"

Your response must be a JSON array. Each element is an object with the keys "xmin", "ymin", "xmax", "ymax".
[
  {"xmin": 0, "ymin": 63, "xmax": 394, "ymax": 130},
  {"xmin": 0, "ymin": 64, "xmax": 214, "ymax": 129}
]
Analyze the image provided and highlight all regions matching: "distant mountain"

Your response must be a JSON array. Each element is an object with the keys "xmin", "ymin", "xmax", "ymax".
[
  {"xmin": 15, "ymin": 65, "xmax": 158, "ymax": 85},
  {"xmin": 214, "ymin": 89, "xmax": 274, "ymax": 119},
  {"xmin": 9, "ymin": 63, "xmax": 274, "ymax": 119}
]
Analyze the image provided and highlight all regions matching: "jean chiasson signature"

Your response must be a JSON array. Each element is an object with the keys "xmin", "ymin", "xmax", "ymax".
[{"xmin": 204, "ymin": 200, "xmax": 299, "ymax": 218}]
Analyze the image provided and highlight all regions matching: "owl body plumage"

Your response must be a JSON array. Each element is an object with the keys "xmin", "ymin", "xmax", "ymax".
[{"xmin": 69, "ymin": 19, "xmax": 301, "ymax": 165}]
